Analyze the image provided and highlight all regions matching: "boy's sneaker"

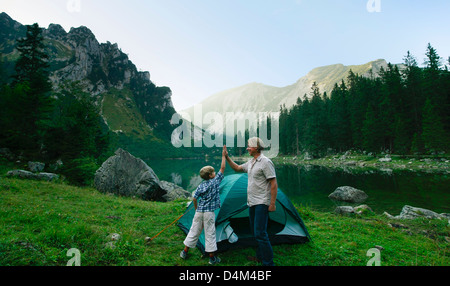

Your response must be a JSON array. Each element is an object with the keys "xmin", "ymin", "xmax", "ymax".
[
  {"xmin": 209, "ymin": 256, "xmax": 221, "ymax": 265},
  {"xmin": 180, "ymin": 250, "xmax": 188, "ymax": 260}
]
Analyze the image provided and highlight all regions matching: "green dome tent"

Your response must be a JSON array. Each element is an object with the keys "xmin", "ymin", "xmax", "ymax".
[{"xmin": 177, "ymin": 174, "xmax": 311, "ymax": 254}]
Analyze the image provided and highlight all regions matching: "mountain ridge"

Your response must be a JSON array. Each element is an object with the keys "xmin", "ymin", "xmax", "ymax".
[
  {"xmin": 181, "ymin": 59, "xmax": 402, "ymax": 135},
  {"xmin": 0, "ymin": 12, "xmax": 175, "ymax": 141}
]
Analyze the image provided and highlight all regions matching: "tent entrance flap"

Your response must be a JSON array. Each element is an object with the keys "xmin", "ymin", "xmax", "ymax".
[{"xmin": 228, "ymin": 217, "xmax": 285, "ymax": 238}]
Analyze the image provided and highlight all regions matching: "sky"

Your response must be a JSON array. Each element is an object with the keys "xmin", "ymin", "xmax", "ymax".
[{"xmin": 2, "ymin": 0, "xmax": 450, "ymax": 111}]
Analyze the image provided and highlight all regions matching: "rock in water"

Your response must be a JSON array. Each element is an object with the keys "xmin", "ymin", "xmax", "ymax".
[
  {"xmin": 328, "ymin": 186, "xmax": 368, "ymax": 203},
  {"xmin": 94, "ymin": 149, "xmax": 167, "ymax": 201}
]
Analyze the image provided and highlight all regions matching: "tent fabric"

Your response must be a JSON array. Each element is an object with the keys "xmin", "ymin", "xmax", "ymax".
[{"xmin": 177, "ymin": 174, "xmax": 311, "ymax": 254}]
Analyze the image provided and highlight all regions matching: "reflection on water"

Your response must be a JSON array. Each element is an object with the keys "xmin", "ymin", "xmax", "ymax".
[{"xmin": 144, "ymin": 158, "xmax": 450, "ymax": 215}]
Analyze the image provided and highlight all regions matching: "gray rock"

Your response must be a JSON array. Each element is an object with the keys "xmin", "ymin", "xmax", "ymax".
[
  {"xmin": 94, "ymin": 149, "xmax": 167, "ymax": 201},
  {"xmin": 335, "ymin": 206, "xmax": 355, "ymax": 215},
  {"xmin": 0, "ymin": 148, "xmax": 16, "ymax": 161},
  {"xmin": 28, "ymin": 161, "xmax": 45, "ymax": 173},
  {"xmin": 394, "ymin": 205, "xmax": 446, "ymax": 220},
  {"xmin": 108, "ymin": 233, "xmax": 121, "ymax": 241},
  {"xmin": 38, "ymin": 173, "xmax": 60, "ymax": 182},
  {"xmin": 49, "ymin": 159, "xmax": 63, "ymax": 172},
  {"xmin": 439, "ymin": 213, "xmax": 450, "ymax": 219},
  {"xmin": 160, "ymin": 181, "xmax": 192, "ymax": 202},
  {"xmin": 354, "ymin": 204, "xmax": 374, "ymax": 214},
  {"xmin": 7, "ymin": 170, "xmax": 37, "ymax": 180},
  {"xmin": 383, "ymin": 211, "xmax": 395, "ymax": 219},
  {"xmin": 328, "ymin": 186, "xmax": 368, "ymax": 203},
  {"xmin": 6, "ymin": 170, "xmax": 59, "ymax": 182}
]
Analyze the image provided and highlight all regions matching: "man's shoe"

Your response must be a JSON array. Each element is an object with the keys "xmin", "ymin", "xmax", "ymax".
[
  {"xmin": 209, "ymin": 256, "xmax": 221, "ymax": 265},
  {"xmin": 180, "ymin": 250, "xmax": 188, "ymax": 260}
]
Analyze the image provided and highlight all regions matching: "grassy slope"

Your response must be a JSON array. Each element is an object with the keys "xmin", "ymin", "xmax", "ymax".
[
  {"xmin": 101, "ymin": 87, "xmax": 155, "ymax": 140},
  {"xmin": 0, "ymin": 174, "xmax": 448, "ymax": 266}
]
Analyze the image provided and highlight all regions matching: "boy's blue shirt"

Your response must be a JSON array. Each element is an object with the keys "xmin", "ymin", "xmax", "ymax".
[{"xmin": 193, "ymin": 171, "xmax": 224, "ymax": 212}]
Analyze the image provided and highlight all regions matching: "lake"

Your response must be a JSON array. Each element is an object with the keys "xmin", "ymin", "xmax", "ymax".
[{"xmin": 144, "ymin": 158, "xmax": 450, "ymax": 215}]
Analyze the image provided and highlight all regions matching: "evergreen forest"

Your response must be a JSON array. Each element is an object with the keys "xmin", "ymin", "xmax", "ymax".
[
  {"xmin": 279, "ymin": 44, "xmax": 450, "ymax": 157},
  {"xmin": 0, "ymin": 24, "xmax": 111, "ymax": 185}
]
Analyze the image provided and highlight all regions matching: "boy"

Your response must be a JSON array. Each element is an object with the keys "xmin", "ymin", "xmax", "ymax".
[{"xmin": 180, "ymin": 146, "xmax": 226, "ymax": 265}]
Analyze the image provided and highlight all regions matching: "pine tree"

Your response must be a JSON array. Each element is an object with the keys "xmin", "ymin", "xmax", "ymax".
[
  {"xmin": 362, "ymin": 103, "xmax": 383, "ymax": 152},
  {"xmin": 423, "ymin": 44, "xmax": 445, "ymax": 120},
  {"xmin": 424, "ymin": 43, "xmax": 442, "ymax": 72},
  {"xmin": 379, "ymin": 63, "xmax": 403, "ymax": 152},
  {"xmin": 347, "ymin": 70, "xmax": 366, "ymax": 148},
  {"xmin": 329, "ymin": 81, "xmax": 352, "ymax": 152},
  {"xmin": 0, "ymin": 54, "xmax": 5, "ymax": 86},
  {"xmin": 14, "ymin": 23, "xmax": 51, "ymax": 93},
  {"xmin": 279, "ymin": 105, "xmax": 289, "ymax": 154},
  {"xmin": 402, "ymin": 51, "xmax": 424, "ymax": 136},
  {"xmin": 393, "ymin": 114, "xmax": 411, "ymax": 154},
  {"xmin": 12, "ymin": 23, "xmax": 53, "ymax": 156},
  {"xmin": 0, "ymin": 83, "xmax": 31, "ymax": 149},
  {"xmin": 421, "ymin": 98, "xmax": 449, "ymax": 153}
]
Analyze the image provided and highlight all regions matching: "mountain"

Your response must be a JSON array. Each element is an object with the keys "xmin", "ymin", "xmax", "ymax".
[
  {"xmin": 0, "ymin": 12, "xmax": 176, "ymax": 155},
  {"xmin": 181, "ymin": 59, "xmax": 399, "ymax": 135}
]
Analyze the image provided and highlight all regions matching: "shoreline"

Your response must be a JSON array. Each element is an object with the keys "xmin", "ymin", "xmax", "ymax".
[
  {"xmin": 153, "ymin": 152, "xmax": 450, "ymax": 174},
  {"xmin": 230, "ymin": 153, "xmax": 450, "ymax": 174}
]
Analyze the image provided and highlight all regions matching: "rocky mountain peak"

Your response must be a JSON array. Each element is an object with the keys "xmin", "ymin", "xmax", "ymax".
[
  {"xmin": 68, "ymin": 25, "xmax": 96, "ymax": 39},
  {"xmin": 0, "ymin": 12, "xmax": 15, "ymax": 26},
  {"xmin": 45, "ymin": 23, "xmax": 67, "ymax": 39},
  {"xmin": 0, "ymin": 12, "xmax": 175, "ymax": 140}
]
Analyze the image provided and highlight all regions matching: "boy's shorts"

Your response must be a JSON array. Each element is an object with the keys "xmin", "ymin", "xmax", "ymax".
[{"xmin": 183, "ymin": 212, "xmax": 217, "ymax": 253}]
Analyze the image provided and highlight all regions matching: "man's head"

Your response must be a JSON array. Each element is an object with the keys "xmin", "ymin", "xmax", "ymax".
[
  {"xmin": 200, "ymin": 166, "xmax": 216, "ymax": 180},
  {"xmin": 247, "ymin": 137, "xmax": 265, "ymax": 156}
]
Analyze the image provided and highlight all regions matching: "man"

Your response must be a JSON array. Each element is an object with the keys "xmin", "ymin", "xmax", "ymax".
[{"xmin": 223, "ymin": 137, "xmax": 277, "ymax": 266}]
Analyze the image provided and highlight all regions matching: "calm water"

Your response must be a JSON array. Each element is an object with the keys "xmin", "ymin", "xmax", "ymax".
[{"xmin": 144, "ymin": 158, "xmax": 450, "ymax": 215}]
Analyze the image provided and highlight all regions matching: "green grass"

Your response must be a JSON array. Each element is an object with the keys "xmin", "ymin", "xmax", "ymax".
[{"xmin": 0, "ymin": 175, "xmax": 448, "ymax": 266}]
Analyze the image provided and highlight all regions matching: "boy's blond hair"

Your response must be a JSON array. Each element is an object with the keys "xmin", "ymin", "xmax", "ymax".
[{"xmin": 200, "ymin": 166, "xmax": 215, "ymax": 180}]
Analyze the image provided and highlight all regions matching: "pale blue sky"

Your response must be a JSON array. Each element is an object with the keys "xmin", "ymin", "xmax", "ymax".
[{"xmin": 2, "ymin": 0, "xmax": 449, "ymax": 111}]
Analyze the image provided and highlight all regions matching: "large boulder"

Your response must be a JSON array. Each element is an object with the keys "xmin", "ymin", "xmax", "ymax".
[
  {"xmin": 94, "ymin": 149, "xmax": 167, "ymax": 201},
  {"xmin": 328, "ymin": 186, "xmax": 368, "ymax": 203}
]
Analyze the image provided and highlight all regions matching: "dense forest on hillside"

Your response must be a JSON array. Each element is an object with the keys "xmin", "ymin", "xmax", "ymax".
[
  {"xmin": 0, "ymin": 23, "xmax": 200, "ymax": 185},
  {"xmin": 279, "ymin": 44, "xmax": 450, "ymax": 157},
  {"xmin": 0, "ymin": 24, "xmax": 111, "ymax": 185}
]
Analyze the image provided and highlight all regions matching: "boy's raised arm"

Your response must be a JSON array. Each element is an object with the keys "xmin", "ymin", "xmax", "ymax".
[{"xmin": 223, "ymin": 145, "xmax": 243, "ymax": 172}]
